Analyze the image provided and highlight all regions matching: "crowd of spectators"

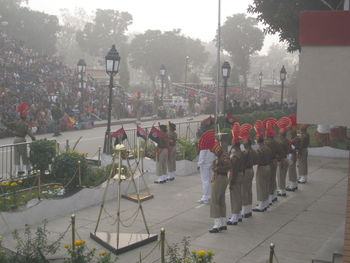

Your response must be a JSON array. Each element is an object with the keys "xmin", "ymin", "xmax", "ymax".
[{"xmin": 0, "ymin": 32, "xmax": 120, "ymax": 138}]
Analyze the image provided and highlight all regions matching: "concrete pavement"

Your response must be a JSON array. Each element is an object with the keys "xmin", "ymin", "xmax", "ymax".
[{"xmin": 1, "ymin": 155, "xmax": 349, "ymax": 263}]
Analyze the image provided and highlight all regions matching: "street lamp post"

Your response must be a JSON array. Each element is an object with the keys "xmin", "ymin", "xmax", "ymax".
[
  {"xmin": 280, "ymin": 65, "xmax": 287, "ymax": 108},
  {"xmin": 160, "ymin": 64, "xmax": 166, "ymax": 105},
  {"xmin": 77, "ymin": 59, "xmax": 86, "ymax": 113},
  {"xmin": 103, "ymin": 45, "xmax": 121, "ymax": 154},
  {"xmin": 184, "ymin": 56, "xmax": 189, "ymax": 91},
  {"xmin": 222, "ymin": 61, "xmax": 231, "ymax": 116},
  {"xmin": 259, "ymin": 71, "xmax": 263, "ymax": 96}
]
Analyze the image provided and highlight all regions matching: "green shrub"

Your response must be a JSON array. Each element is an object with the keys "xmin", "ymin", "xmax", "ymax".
[
  {"xmin": 29, "ymin": 139, "xmax": 56, "ymax": 174},
  {"xmin": 177, "ymin": 137, "xmax": 198, "ymax": 161},
  {"xmin": 51, "ymin": 151, "xmax": 87, "ymax": 191}
]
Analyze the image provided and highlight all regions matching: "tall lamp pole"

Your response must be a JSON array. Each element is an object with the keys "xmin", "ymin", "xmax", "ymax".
[
  {"xmin": 77, "ymin": 59, "xmax": 86, "ymax": 113},
  {"xmin": 160, "ymin": 64, "xmax": 166, "ymax": 105},
  {"xmin": 103, "ymin": 45, "xmax": 121, "ymax": 154},
  {"xmin": 280, "ymin": 65, "xmax": 287, "ymax": 108},
  {"xmin": 184, "ymin": 56, "xmax": 189, "ymax": 92},
  {"xmin": 259, "ymin": 71, "xmax": 263, "ymax": 96},
  {"xmin": 222, "ymin": 61, "xmax": 231, "ymax": 116},
  {"xmin": 216, "ymin": 0, "xmax": 221, "ymax": 122}
]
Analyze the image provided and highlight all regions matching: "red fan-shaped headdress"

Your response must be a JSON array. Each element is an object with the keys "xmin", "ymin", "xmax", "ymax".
[
  {"xmin": 277, "ymin": 117, "xmax": 292, "ymax": 134},
  {"xmin": 254, "ymin": 120, "xmax": 264, "ymax": 140},
  {"xmin": 232, "ymin": 122, "xmax": 240, "ymax": 144},
  {"xmin": 240, "ymin": 123, "xmax": 252, "ymax": 141},
  {"xmin": 198, "ymin": 129, "xmax": 215, "ymax": 151}
]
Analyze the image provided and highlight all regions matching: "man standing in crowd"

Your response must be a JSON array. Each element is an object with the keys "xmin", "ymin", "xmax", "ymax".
[
  {"xmin": 209, "ymin": 141, "xmax": 231, "ymax": 233},
  {"xmin": 1, "ymin": 103, "xmax": 36, "ymax": 175},
  {"xmin": 51, "ymin": 102, "xmax": 62, "ymax": 136},
  {"xmin": 197, "ymin": 130, "xmax": 216, "ymax": 204},
  {"xmin": 167, "ymin": 121, "xmax": 177, "ymax": 181},
  {"xmin": 228, "ymin": 123, "xmax": 245, "ymax": 225},
  {"xmin": 240, "ymin": 124, "xmax": 256, "ymax": 218},
  {"xmin": 253, "ymin": 120, "xmax": 272, "ymax": 212},
  {"xmin": 276, "ymin": 117, "xmax": 292, "ymax": 196},
  {"xmin": 298, "ymin": 125, "xmax": 310, "ymax": 184},
  {"xmin": 286, "ymin": 114, "xmax": 299, "ymax": 191}
]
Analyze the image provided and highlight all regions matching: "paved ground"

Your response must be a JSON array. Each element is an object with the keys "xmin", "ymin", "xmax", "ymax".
[{"xmin": 2, "ymin": 155, "xmax": 349, "ymax": 263}]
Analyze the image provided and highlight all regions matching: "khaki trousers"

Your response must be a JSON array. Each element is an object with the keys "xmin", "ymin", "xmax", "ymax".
[
  {"xmin": 298, "ymin": 148, "xmax": 308, "ymax": 176},
  {"xmin": 256, "ymin": 165, "xmax": 270, "ymax": 202},
  {"xmin": 277, "ymin": 159, "xmax": 289, "ymax": 190},
  {"xmin": 168, "ymin": 148, "xmax": 176, "ymax": 172},
  {"xmin": 229, "ymin": 171, "xmax": 244, "ymax": 214},
  {"xmin": 210, "ymin": 175, "xmax": 227, "ymax": 218},
  {"xmin": 269, "ymin": 162, "xmax": 277, "ymax": 195},
  {"xmin": 288, "ymin": 159, "xmax": 297, "ymax": 183},
  {"xmin": 14, "ymin": 137, "xmax": 29, "ymax": 165},
  {"xmin": 242, "ymin": 168, "xmax": 254, "ymax": 206},
  {"xmin": 156, "ymin": 148, "xmax": 168, "ymax": 176}
]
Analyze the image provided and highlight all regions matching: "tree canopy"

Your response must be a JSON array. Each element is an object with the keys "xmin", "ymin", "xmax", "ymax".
[
  {"xmin": 221, "ymin": 13, "xmax": 264, "ymax": 88},
  {"xmin": 129, "ymin": 29, "xmax": 208, "ymax": 87},
  {"xmin": 76, "ymin": 9, "xmax": 133, "ymax": 88},
  {"xmin": 0, "ymin": 0, "xmax": 60, "ymax": 55},
  {"xmin": 248, "ymin": 0, "xmax": 344, "ymax": 52}
]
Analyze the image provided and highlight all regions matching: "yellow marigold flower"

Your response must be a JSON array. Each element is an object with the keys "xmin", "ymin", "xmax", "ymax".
[
  {"xmin": 10, "ymin": 182, "xmax": 17, "ymax": 187},
  {"xmin": 198, "ymin": 250, "xmax": 206, "ymax": 257},
  {"xmin": 64, "ymin": 245, "xmax": 70, "ymax": 248},
  {"xmin": 1, "ymin": 182, "xmax": 9, "ymax": 186},
  {"xmin": 74, "ymin": 241, "xmax": 84, "ymax": 246},
  {"xmin": 18, "ymin": 180, "xmax": 23, "ymax": 184},
  {"xmin": 198, "ymin": 259, "xmax": 203, "ymax": 262},
  {"xmin": 21, "ymin": 195, "xmax": 26, "ymax": 199},
  {"xmin": 99, "ymin": 251, "xmax": 107, "ymax": 256},
  {"xmin": 81, "ymin": 241, "xmax": 86, "ymax": 245},
  {"xmin": 191, "ymin": 250, "xmax": 197, "ymax": 254},
  {"xmin": 207, "ymin": 250, "xmax": 214, "ymax": 255},
  {"xmin": 54, "ymin": 185, "xmax": 61, "ymax": 189},
  {"xmin": 184, "ymin": 258, "xmax": 190, "ymax": 262}
]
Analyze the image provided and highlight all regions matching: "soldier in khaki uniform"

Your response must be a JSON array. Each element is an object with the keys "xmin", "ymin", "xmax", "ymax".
[
  {"xmin": 1, "ymin": 103, "xmax": 36, "ymax": 175},
  {"xmin": 253, "ymin": 120, "xmax": 273, "ymax": 212},
  {"xmin": 276, "ymin": 117, "xmax": 292, "ymax": 196},
  {"xmin": 167, "ymin": 121, "xmax": 177, "ymax": 181},
  {"xmin": 286, "ymin": 115, "xmax": 300, "ymax": 191},
  {"xmin": 154, "ymin": 125, "xmax": 169, "ymax": 184},
  {"xmin": 209, "ymin": 141, "xmax": 231, "ymax": 233},
  {"xmin": 228, "ymin": 122, "xmax": 245, "ymax": 225},
  {"xmin": 264, "ymin": 118, "xmax": 280, "ymax": 205},
  {"xmin": 298, "ymin": 125, "xmax": 310, "ymax": 184},
  {"xmin": 240, "ymin": 124, "xmax": 257, "ymax": 218}
]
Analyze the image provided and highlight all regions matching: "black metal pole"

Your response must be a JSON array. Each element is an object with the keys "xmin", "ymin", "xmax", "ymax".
[
  {"xmin": 161, "ymin": 75, "xmax": 164, "ymax": 105},
  {"xmin": 259, "ymin": 79, "xmax": 262, "ymax": 96},
  {"xmin": 103, "ymin": 74, "xmax": 114, "ymax": 154},
  {"xmin": 280, "ymin": 79, "xmax": 284, "ymax": 108},
  {"xmin": 223, "ymin": 77, "xmax": 227, "ymax": 116},
  {"xmin": 80, "ymin": 73, "xmax": 84, "ymax": 113}
]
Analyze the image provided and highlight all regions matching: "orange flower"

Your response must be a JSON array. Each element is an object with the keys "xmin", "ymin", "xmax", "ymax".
[
  {"xmin": 99, "ymin": 251, "xmax": 107, "ymax": 256},
  {"xmin": 64, "ymin": 245, "xmax": 70, "ymax": 248}
]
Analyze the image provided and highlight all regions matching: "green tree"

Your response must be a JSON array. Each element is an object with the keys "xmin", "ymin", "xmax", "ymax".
[
  {"xmin": 76, "ymin": 9, "xmax": 132, "ymax": 88},
  {"xmin": 129, "ymin": 29, "xmax": 208, "ymax": 88},
  {"xmin": 221, "ymin": 13, "xmax": 264, "ymax": 88},
  {"xmin": 0, "ymin": 0, "xmax": 60, "ymax": 54},
  {"xmin": 248, "ymin": 0, "xmax": 344, "ymax": 52}
]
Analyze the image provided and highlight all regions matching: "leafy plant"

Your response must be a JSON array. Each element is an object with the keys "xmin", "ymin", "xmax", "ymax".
[
  {"xmin": 176, "ymin": 137, "xmax": 198, "ymax": 161},
  {"xmin": 51, "ymin": 151, "xmax": 87, "ymax": 191},
  {"xmin": 10, "ymin": 221, "xmax": 60, "ymax": 263},
  {"xmin": 29, "ymin": 139, "xmax": 56, "ymax": 174},
  {"xmin": 63, "ymin": 241, "xmax": 117, "ymax": 263}
]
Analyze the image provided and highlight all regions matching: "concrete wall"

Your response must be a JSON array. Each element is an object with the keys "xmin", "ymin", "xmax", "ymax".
[{"xmin": 297, "ymin": 46, "xmax": 350, "ymax": 126}]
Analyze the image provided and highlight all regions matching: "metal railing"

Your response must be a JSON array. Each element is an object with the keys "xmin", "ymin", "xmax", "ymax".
[{"xmin": 0, "ymin": 120, "xmax": 202, "ymax": 181}]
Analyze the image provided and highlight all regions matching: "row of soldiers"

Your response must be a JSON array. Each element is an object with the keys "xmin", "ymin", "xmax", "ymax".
[{"xmin": 200, "ymin": 115, "xmax": 310, "ymax": 233}]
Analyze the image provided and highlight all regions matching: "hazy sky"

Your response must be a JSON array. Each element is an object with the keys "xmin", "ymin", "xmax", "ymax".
[{"xmin": 27, "ymin": 0, "xmax": 278, "ymax": 49}]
